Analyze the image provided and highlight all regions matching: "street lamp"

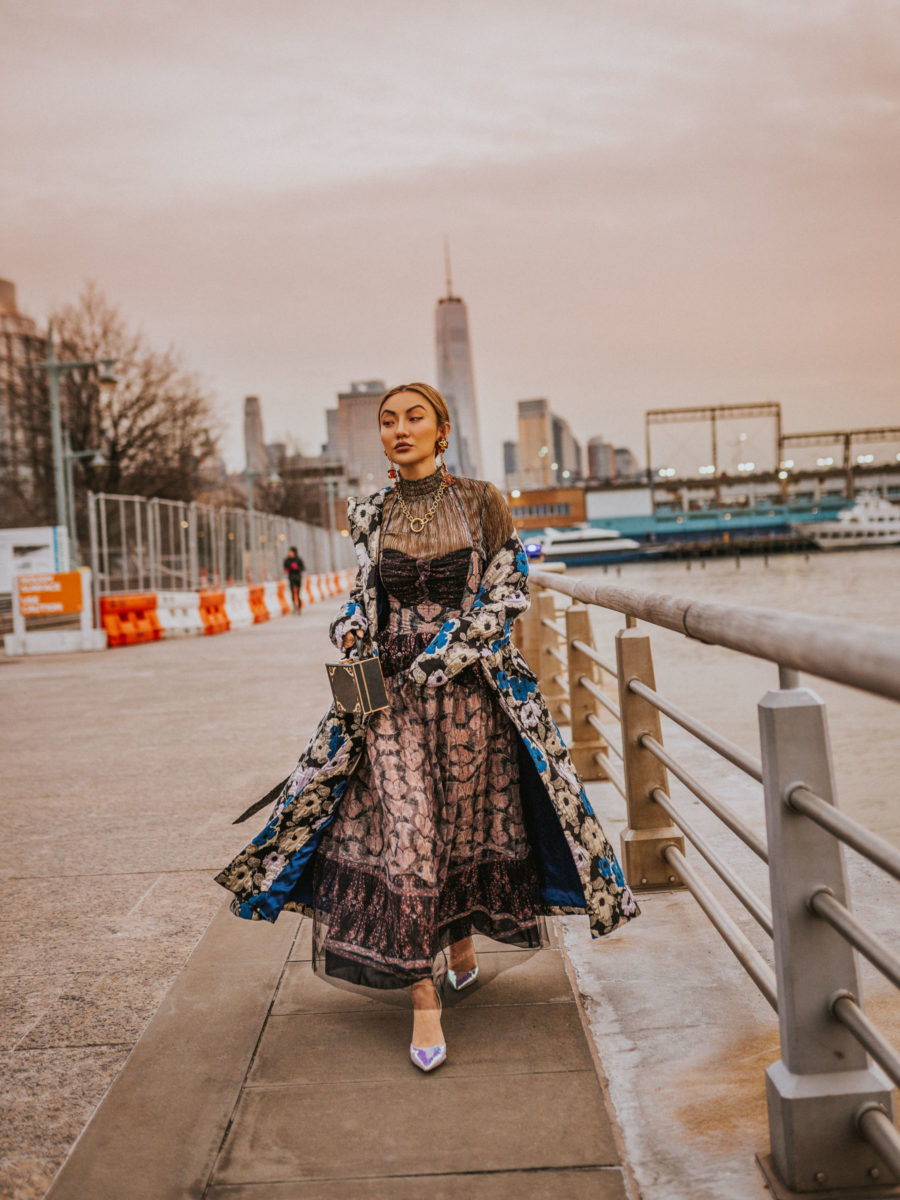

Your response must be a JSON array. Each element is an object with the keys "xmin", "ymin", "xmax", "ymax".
[
  {"xmin": 63, "ymin": 427, "xmax": 106, "ymax": 565},
  {"xmin": 29, "ymin": 323, "xmax": 117, "ymax": 551}
]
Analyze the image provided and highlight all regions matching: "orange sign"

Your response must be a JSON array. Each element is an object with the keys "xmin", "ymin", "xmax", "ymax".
[{"xmin": 17, "ymin": 571, "xmax": 84, "ymax": 616}]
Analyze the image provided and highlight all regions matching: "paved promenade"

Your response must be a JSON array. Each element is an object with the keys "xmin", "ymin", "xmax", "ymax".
[{"xmin": 1, "ymin": 602, "xmax": 632, "ymax": 1200}]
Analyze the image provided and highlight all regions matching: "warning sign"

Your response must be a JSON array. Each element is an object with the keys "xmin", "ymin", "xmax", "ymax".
[{"xmin": 17, "ymin": 571, "xmax": 84, "ymax": 616}]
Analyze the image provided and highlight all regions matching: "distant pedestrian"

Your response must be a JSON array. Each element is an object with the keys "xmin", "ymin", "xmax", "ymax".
[
  {"xmin": 283, "ymin": 546, "xmax": 305, "ymax": 611},
  {"xmin": 217, "ymin": 382, "xmax": 638, "ymax": 1075}
]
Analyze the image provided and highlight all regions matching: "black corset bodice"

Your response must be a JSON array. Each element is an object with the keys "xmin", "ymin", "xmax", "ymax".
[
  {"xmin": 379, "ymin": 546, "xmax": 472, "ymax": 607},
  {"xmin": 377, "ymin": 546, "xmax": 475, "ymax": 678}
]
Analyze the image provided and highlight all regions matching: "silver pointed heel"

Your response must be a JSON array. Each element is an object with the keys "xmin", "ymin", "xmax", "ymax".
[
  {"xmin": 447, "ymin": 964, "xmax": 479, "ymax": 991},
  {"xmin": 409, "ymin": 1042, "xmax": 447, "ymax": 1072}
]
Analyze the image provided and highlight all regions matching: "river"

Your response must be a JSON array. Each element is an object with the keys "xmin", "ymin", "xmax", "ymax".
[{"xmin": 572, "ymin": 546, "xmax": 900, "ymax": 846}]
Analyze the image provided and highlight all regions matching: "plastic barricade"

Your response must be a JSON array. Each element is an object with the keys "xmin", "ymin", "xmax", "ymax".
[
  {"xmin": 100, "ymin": 594, "xmax": 162, "ymax": 647},
  {"xmin": 248, "ymin": 585, "xmax": 269, "ymax": 623},
  {"xmin": 224, "ymin": 586, "xmax": 254, "ymax": 629},
  {"xmin": 199, "ymin": 589, "xmax": 230, "ymax": 635},
  {"xmin": 275, "ymin": 580, "xmax": 291, "ymax": 614},
  {"xmin": 156, "ymin": 590, "xmax": 203, "ymax": 638},
  {"xmin": 264, "ymin": 580, "xmax": 288, "ymax": 617}
]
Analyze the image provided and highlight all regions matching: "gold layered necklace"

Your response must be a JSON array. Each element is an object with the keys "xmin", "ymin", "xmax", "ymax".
[{"xmin": 395, "ymin": 468, "xmax": 449, "ymax": 534}]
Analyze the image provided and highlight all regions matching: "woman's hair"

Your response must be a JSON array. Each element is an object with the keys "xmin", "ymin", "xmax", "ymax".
[{"xmin": 378, "ymin": 382, "xmax": 450, "ymax": 429}]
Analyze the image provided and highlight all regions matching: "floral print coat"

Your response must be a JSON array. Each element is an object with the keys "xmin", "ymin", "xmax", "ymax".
[{"xmin": 215, "ymin": 485, "xmax": 639, "ymax": 938}]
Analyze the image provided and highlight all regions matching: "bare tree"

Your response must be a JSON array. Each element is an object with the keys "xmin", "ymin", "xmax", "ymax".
[{"xmin": 53, "ymin": 283, "xmax": 221, "ymax": 508}]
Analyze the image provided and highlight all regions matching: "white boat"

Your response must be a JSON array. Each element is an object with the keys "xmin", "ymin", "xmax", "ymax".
[
  {"xmin": 794, "ymin": 494, "xmax": 900, "ymax": 551},
  {"xmin": 525, "ymin": 524, "xmax": 643, "ymax": 565}
]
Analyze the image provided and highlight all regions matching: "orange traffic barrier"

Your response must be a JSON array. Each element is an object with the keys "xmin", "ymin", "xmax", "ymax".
[
  {"xmin": 100, "ymin": 594, "xmax": 162, "ymax": 647},
  {"xmin": 276, "ymin": 581, "xmax": 290, "ymax": 615},
  {"xmin": 248, "ymin": 585, "xmax": 269, "ymax": 624},
  {"xmin": 199, "ymin": 589, "xmax": 230, "ymax": 635}
]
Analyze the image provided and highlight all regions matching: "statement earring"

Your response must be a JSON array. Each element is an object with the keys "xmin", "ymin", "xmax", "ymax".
[
  {"xmin": 437, "ymin": 437, "xmax": 452, "ymax": 484},
  {"xmin": 385, "ymin": 452, "xmax": 397, "ymax": 482}
]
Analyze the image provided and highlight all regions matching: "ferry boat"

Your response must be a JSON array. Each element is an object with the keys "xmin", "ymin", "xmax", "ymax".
[
  {"xmin": 792, "ymin": 494, "xmax": 900, "ymax": 551},
  {"xmin": 524, "ymin": 524, "xmax": 644, "ymax": 566}
]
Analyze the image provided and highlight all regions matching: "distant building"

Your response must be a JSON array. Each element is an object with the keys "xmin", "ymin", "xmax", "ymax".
[
  {"xmin": 614, "ymin": 446, "xmax": 640, "ymax": 479},
  {"xmin": 323, "ymin": 407, "xmax": 339, "ymax": 457},
  {"xmin": 334, "ymin": 380, "xmax": 388, "ymax": 493},
  {"xmin": 515, "ymin": 398, "xmax": 583, "ymax": 488},
  {"xmin": 551, "ymin": 413, "xmax": 582, "ymax": 483},
  {"xmin": 517, "ymin": 398, "xmax": 553, "ymax": 488},
  {"xmin": 435, "ymin": 254, "xmax": 483, "ymax": 477},
  {"xmin": 505, "ymin": 486, "xmax": 586, "ymax": 530},
  {"xmin": 0, "ymin": 280, "xmax": 48, "ymax": 526},
  {"xmin": 503, "ymin": 440, "xmax": 520, "ymax": 488},
  {"xmin": 588, "ymin": 437, "xmax": 617, "ymax": 482},
  {"xmin": 243, "ymin": 395, "xmax": 267, "ymax": 473}
]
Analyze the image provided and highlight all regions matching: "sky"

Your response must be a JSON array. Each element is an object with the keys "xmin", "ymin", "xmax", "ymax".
[{"xmin": 2, "ymin": 0, "xmax": 898, "ymax": 481}]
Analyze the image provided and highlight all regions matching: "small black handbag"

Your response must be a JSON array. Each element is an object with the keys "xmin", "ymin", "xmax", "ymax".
[{"xmin": 326, "ymin": 654, "xmax": 389, "ymax": 717}]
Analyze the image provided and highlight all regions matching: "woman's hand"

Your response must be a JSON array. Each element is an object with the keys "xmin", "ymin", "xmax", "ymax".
[{"xmin": 342, "ymin": 630, "xmax": 358, "ymax": 652}]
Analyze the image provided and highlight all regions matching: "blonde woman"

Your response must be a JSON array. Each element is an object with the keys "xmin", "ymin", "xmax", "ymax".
[{"xmin": 216, "ymin": 383, "xmax": 638, "ymax": 1071}]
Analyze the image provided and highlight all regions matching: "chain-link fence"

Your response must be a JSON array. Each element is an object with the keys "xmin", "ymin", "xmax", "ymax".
[{"xmin": 87, "ymin": 491, "xmax": 353, "ymax": 595}]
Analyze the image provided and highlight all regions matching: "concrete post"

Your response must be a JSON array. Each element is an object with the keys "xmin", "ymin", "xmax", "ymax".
[
  {"xmin": 759, "ymin": 683, "xmax": 896, "ymax": 1192},
  {"xmin": 565, "ymin": 605, "xmax": 607, "ymax": 782},
  {"xmin": 616, "ymin": 627, "xmax": 685, "ymax": 890}
]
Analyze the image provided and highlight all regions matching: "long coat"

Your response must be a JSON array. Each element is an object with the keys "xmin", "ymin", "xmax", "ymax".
[{"xmin": 215, "ymin": 485, "xmax": 639, "ymax": 938}]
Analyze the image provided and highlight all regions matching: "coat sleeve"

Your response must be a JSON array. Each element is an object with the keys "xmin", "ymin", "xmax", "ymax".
[
  {"xmin": 328, "ymin": 501, "xmax": 369, "ymax": 653},
  {"xmin": 407, "ymin": 534, "xmax": 532, "ymax": 687}
]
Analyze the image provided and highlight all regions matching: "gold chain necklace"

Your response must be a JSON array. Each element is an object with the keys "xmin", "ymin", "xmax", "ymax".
[{"xmin": 395, "ymin": 475, "xmax": 449, "ymax": 533}]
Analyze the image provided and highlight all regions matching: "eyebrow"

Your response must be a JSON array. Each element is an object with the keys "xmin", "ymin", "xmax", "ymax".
[{"xmin": 380, "ymin": 403, "xmax": 427, "ymax": 418}]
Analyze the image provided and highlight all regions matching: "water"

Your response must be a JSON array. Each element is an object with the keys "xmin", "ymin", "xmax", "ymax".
[{"xmin": 574, "ymin": 547, "xmax": 900, "ymax": 846}]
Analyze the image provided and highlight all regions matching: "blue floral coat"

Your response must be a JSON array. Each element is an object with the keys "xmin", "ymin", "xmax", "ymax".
[{"xmin": 215, "ymin": 485, "xmax": 639, "ymax": 938}]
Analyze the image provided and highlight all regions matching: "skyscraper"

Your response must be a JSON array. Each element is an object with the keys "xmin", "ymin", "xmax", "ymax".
[
  {"xmin": 243, "ymin": 395, "xmax": 267, "ymax": 472},
  {"xmin": 334, "ymin": 379, "xmax": 388, "ymax": 492},
  {"xmin": 434, "ymin": 251, "xmax": 483, "ymax": 478}
]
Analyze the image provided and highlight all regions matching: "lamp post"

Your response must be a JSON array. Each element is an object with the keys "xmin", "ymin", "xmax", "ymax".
[
  {"xmin": 30, "ymin": 323, "xmax": 117, "ymax": 552},
  {"xmin": 242, "ymin": 466, "xmax": 281, "ymax": 581},
  {"xmin": 63, "ymin": 428, "xmax": 106, "ymax": 566}
]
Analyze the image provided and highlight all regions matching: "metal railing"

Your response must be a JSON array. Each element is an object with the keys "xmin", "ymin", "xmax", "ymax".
[
  {"xmin": 87, "ymin": 491, "xmax": 353, "ymax": 597},
  {"xmin": 519, "ymin": 564, "xmax": 900, "ymax": 1194}
]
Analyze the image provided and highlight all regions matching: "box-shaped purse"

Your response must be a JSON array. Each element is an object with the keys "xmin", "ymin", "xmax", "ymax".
[{"xmin": 326, "ymin": 655, "xmax": 389, "ymax": 717}]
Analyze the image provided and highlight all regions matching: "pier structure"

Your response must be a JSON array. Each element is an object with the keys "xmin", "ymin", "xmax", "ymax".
[{"xmin": 2, "ymin": 567, "xmax": 899, "ymax": 1199}]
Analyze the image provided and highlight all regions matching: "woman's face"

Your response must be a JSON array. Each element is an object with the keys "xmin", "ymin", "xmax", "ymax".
[{"xmin": 379, "ymin": 391, "xmax": 450, "ymax": 478}]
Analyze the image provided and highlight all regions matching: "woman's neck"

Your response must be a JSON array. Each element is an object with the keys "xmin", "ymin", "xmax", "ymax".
[{"xmin": 397, "ymin": 457, "xmax": 439, "ymax": 482}]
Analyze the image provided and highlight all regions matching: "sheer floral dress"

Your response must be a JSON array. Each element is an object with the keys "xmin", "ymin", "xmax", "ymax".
[{"xmin": 311, "ymin": 469, "xmax": 545, "ymax": 990}]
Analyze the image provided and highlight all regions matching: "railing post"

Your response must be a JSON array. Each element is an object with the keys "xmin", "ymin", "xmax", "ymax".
[
  {"xmin": 565, "ymin": 605, "xmax": 607, "ymax": 781},
  {"xmin": 537, "ymin": 591, "xmax": 568, "ymax": 723},
  {"xmin": 758, "ymin": 678, "xmax": 896, "ymax": 1194},
  {"xmin": 616, "ymin": 626, "xmax": 685, "ymax": 890}
]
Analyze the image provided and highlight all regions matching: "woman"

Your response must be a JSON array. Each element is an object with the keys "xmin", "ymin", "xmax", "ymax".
[{"xmin": 215, "ymin": 383, "xmax": 638, "ymax": 1072}]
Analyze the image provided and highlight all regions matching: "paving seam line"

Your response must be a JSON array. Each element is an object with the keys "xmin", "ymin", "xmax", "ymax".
[{"xmin": 556, "ymin": 917, "xmax": 644, "ymax": 1200}]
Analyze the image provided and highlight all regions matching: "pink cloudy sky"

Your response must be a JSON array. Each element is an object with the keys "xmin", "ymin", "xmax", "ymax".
[{"xmin": 2, "ymin": 0, "xmax": 898, "ymax": 481}]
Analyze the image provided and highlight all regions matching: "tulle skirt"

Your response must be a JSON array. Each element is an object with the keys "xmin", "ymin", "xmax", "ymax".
[{"xmin": 311, "ymin": 667, "xmax": 545, "ymax": 991}]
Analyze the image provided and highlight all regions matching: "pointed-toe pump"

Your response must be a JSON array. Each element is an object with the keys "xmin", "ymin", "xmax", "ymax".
[
  {"xmin": 447, "ymin": 964, "xmax": 479, "ymax": 992},
  {"xmin": 409, "ymin": 1042, "xmax": 447, "ymax": 1072}
]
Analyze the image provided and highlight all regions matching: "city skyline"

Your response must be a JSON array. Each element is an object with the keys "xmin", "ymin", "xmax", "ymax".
[{"xmin": 3, "ymin": 1, "xmax": 898, "ymax": 485}]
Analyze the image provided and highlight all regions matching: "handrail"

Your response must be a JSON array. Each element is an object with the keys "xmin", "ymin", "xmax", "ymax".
[
  {"xmin": 857, "ymin": 1105, "xmax": 900, "ymax": 1177},
  {"xmin": 653, "ymin": 788, "xmax": 773, "ymax": 936},
  {"xmin": 832, "ymin": 994, "xmax": 900, "ymax": 1091},
  {"xmin": 578, "ymin": 674, "xmax": 621, "ymax": 721},
  {"xmin": 640, "ymin": 734, "xmax": 769, "ymax": 863},
  {"xmin": 809, "ymin": 888, "xmax": 900, "ymax": 989},
  {"xmin": 530, "ymin": 567, "xmax": 900, "ymax": 702},
  {"xmin": 628, "ymin": 679, "xmax": 763, "ymax": 783},
  {"xmin": 529, "ymin": 566, "xmax": 900, "ymax": 1188},
  {"xmin": 788, "ymin": 786, "xmax": 900, "ymax": 881},
  {"xmin": 571, "ymin": 637, "xmax": 618, "ymax": 679},
  {"xmin": 663, "ymin": 845, "xmax": 778, "ymax": 1010}
]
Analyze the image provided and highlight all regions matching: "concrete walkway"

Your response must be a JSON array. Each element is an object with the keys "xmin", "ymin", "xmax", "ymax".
[
  {"xmin": 1, "ymin": 600, "xmax": 632, "ymax": 1200},
  {"xmin": 46, "ymin": 909, "xmax": 630, "ymax": 1199}
]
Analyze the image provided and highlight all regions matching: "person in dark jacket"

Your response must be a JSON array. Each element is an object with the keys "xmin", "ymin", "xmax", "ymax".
[{"xmin": 283, "ymin": 547, "xmax": 305, "ymax": 611}]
